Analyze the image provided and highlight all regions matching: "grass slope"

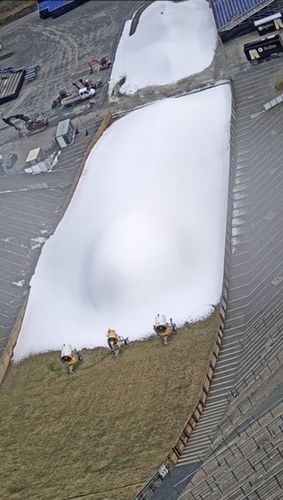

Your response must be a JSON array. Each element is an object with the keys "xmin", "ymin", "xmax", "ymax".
[
  {"xmin": 0, "ymin": 312, "xmax": 218, "ymax": 499},
  {"xmin": 0, "ymin": 1, "xmax": 37, "ymax": 28}
]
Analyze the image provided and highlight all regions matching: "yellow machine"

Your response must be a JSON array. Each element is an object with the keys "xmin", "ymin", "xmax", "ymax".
[
  {"xmin": 154, "ymin": 314, "xmax": 176, "ymax": 345},
  {"xmin": 107, "ymin": 329, "xmax": 129, "ymax": 357},
  {"xmin": 60, "ymin": 344, "xmax": 82, "ymax": 373}
]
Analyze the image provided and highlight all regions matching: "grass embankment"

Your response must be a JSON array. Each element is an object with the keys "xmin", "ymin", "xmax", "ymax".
[
  {"xmin": 0, "ymin": 1, "xmax": 37, "ymax": 28},
  {"xmin": 0, "ymin": 311, "xmax": 218, "ymax": 500}
]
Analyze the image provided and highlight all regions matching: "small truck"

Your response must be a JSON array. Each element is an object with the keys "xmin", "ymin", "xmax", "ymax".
[{"xmin": 61, "ymin": 87, "xmax": 95, "ymax": 108}]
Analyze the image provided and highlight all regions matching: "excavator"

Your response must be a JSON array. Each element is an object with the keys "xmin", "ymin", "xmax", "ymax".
[
  {"xmin": 2, "ymin": 113, "xmax": 48, "ymax": 135},
  {"xmin": 88, "ymin": 56, "xmax": 112, "ymax": 74}
]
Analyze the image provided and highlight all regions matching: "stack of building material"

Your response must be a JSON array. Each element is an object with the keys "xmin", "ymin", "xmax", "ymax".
[
  {"xmin": 0, "ymin": 69, "xmax": 25, "ymax": 105},
  {"xmin": 25, "ymin": 65, "xmax": 40, "ymax": 83}
]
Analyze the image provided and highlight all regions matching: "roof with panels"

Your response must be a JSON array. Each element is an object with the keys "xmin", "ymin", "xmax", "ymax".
[{"xmin": 211, "ymin": 0, "xmax": 275, "ymax": 30}]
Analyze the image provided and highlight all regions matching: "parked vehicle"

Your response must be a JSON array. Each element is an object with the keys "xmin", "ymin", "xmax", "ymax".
[
  {"xmin": 4, "ymin": 152, "xmax": 18, "ymax": 169},
  {"xmin": 2, "ymin": 113, "xmax": 48, "ymax": 135},
  {"xmin": 61, "ymin": 87, "xmax": 95, "ymax": 108}
]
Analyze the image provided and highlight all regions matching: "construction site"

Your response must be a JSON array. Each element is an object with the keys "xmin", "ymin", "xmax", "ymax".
[{"xmin": 0, "ymin": 0, "xmax": 282, "ymax": 499}]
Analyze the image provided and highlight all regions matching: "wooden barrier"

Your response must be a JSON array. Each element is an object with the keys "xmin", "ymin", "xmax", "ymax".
[
  {"xmin": 164, "ymin": 325, "xmax": 223, "ymax": 468},
  {"xmin": 0, "ymin": 291, "xmax": 30, "ymax": 384},
  {"xmin": 0, "ymin": 112, "xmax": 114, "ymax": 386}
]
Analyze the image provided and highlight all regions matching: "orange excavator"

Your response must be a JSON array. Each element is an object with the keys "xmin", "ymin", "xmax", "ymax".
[
  {"xmin": 2, "ymin": 113, "xmax": 48, "ymax": 135},
  {"xmin": 88, "ymin": 56, "xmax": 112, "ymax": 74}
]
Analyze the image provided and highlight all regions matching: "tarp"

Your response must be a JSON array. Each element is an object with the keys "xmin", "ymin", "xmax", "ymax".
[
  {"xmin": 37, "ymin": 0, "xmax": 65, "ymax": 13},
  {"xmin": 37, "ymin": 0, "xmax": 89, "ymax": 18}
]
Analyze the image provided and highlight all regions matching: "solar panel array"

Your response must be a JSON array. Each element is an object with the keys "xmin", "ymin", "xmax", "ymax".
[{"xmin": 211, "ymin": 0, "xmax": 272, "ymax": 29}]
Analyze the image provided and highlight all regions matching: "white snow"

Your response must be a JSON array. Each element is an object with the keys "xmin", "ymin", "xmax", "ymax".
[
  {"xmin": 13, "ymin": 280, "xmax": 25, "ymax": 288},
  {"xmin": 108, "ymin": 0, "xmax": 217, "ymax": 96},
  {"xmin": 30, "ymin": 236, "xmax": 47, "ymax": 250},
  {"xmin": 13, "ymin": 85, "xmax": 231, "ymax": 362}
]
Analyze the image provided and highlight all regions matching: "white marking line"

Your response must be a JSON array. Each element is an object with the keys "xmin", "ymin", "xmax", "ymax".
[
  {"xmin": 213, "ymin": 372, "xmax": 236, "ymax": 383},
  {"xmin": 205, "ymin": 400, "xmax": 227, "ymax": 410},
  {"xmin": 209, "ymin": 389, "xmax": 233, "ymax": 400},
  {"xmin": 224, "ymin": 324, "xmax": 246, "ymax": 332},
  {"xmin": 224, "ymin": 331, "xmax": 244, "ymax": 340},
  {"xmin": 219, "ymin": 352, "xmax": 241, "ymax": 361},
  {"xmin": 214, "ymin": 363, "xmax": 239, "ymax": 378}
]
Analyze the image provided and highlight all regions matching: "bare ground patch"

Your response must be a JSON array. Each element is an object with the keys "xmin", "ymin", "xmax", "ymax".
[{"xmin": 0, "ymin": 1, "xmax": 37, "ymax": 28}]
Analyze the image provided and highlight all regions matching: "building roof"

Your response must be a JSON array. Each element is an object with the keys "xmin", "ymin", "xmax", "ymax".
[
  {"xmin": 211, "ymin": 0, "xmax": 275, "ymax": 30},
  {"xmin": 26, "ymin": 147, "xmax": 41, "ymax": 163},
  {"xmin": 56, "ymin": 119, "xmax": 71, "ymax": 137}
]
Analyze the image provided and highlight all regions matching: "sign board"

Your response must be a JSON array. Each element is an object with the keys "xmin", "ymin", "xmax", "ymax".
[
  {"xmin": 255, "ymin": 12, "xmax": 283, "ymax": 36},
  {"xmin": 244, "ymin": 34, "xmax": 283, "ymax": 63}
]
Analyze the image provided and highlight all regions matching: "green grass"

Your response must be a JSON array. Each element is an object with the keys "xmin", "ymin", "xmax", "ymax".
[
  {"xmin": 0, "ymin": 1, "xmax": 37, "ymax": 28},
  {"xmin": 0, "ymin": 311, "xmax": 218, "ymax": 499}
]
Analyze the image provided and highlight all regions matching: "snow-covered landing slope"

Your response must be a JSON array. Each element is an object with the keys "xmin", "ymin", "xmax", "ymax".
[
  {"xmin": 14, "ymin": 85, "xmax": 231, "ymax": 362},
  {"xmin": 109, "ymin": 0, "xmax": 217, "ymax": 96}
]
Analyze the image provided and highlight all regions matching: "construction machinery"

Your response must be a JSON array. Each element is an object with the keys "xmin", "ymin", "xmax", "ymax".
[
  {"xmin": 52, "ymin": 89, "xmax": 71, "ymax": 108},
  {"xmin": 154, "ymin": 314, "xmax": 177, "ymax": 345},
  {"xmin": 61, "ymin": 86, "xmax": 95, "ymax": 108},
  {"xmin": 52, "ymin": 78, "xmax": 102, "ymax": 109},
  {"xmin": 2, "ymin": 113, "xmax": 48, "ymax": 135},
  {"xmin": 73, "ymin": 78, "xmax": 103, "ymax": 91},
  {"xmin": 107, "ymin": 329, "xmax": 130, "ymax": 357},
  {"xmin": 88, "ymin": 57, "xmax": 112, "ymax": 74},
  {"xmin": 52, "ymin": 85, "xmax": 95, "ymax": 109},
  {"xmin": 60, "ymin": 344, "xmax": 83, "ymax": 374}
]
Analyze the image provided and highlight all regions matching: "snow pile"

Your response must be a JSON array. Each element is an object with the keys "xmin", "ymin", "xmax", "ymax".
[
  {"xmin": 14, "ymin": 85, "xmax": 231, "ymax": 362},
  {"xmin": 109, "ymin": 0, "xmax": 217, "ymax": 96}
]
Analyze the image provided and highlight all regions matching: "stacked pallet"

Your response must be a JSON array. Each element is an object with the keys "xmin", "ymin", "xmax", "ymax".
[
  {"xmin": 0, "ymin": 69, "xmax": 25, "ymax": 105},
  {"xmin": 24, "ymin": 65, "xmax": 40, "ymax": 83}
]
